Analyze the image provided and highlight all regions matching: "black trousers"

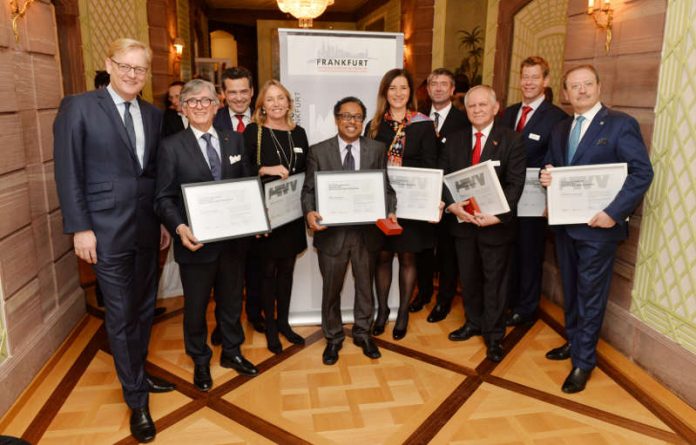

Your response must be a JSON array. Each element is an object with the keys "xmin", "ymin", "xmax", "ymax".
[
  {"xmin": 455, "ymin": 236, "xmax": 512, "ymax": 343},
  {"xmin": 318, "ymin": 230, "xmax": 376, "ymax": 344},
  {"xmin": 179, "ymin": 247, "xmax": 246, "ymax": 365},
  {"xmin": 95, "ymin": 247, "xmax": 158, "ymax": 409},
  {"xmin": 260, "ymin": 255, "xmax": 296, "ymax": 335},
  {"xmin": 508, "ymin": 217, "xmax": 547, "ymax": 317}
]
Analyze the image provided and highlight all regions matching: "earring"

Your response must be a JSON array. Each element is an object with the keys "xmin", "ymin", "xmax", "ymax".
[{"xmin": 261, "ymin": 108, "xmax": 266, "ymax": 115}]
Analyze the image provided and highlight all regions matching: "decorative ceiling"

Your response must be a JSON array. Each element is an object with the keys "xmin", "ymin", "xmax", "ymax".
[{"xmin": 204, "ymin": 0, "xmax": 369, "ymax": 13}]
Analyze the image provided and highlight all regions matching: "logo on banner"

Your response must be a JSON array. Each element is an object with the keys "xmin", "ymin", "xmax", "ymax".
[{"xmin": 311, "ymin": 42, "xmax": 370, "ymax": 73}]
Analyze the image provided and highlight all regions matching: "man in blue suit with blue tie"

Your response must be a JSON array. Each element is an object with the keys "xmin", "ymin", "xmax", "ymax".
[
  {"xmin": 54, "ymin": 38, "xmax": 174, "ymax": 442},
  {"xmin": 540, "ymin": 65, "xmax": 653, "ymax": 393}
]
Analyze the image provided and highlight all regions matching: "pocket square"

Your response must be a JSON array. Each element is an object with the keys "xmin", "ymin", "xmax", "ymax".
[
  {"xmin": 229, "ymin": 154, "xmax": 241, "ymax": 164},
  {"xmin": 596, "ymin": 138, "xmax": 609, "ymax": 145}
]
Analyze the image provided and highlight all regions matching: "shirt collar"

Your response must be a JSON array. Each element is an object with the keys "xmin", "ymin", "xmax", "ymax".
[
  {"xmin": 473, "ymin": 121, "xmax": 494, "ymax": 139},
  {"xmin": 229, "ymin": 107, "xmax": 251, "ymax": 119},
  {"xmin": 522, "ymin": 94, "xmax": 545, "ymax": 110},
  {"xmin": 338, "ymin": 135, "xmax": 360, "ymax": 151},
  {"xmin": 190, "ymin": 125, "xmax": 219, "ymax": 141},
  {"xmin": 575, "ymin": 101, "xmax": 602, "ymax": 123},
  {"xmin": 430, "ymin": 102, "xmax": 452, "ymax": 118},
  {"xmin": 106, "ymin": 84, "xmax": 139, "ymax": 109}
]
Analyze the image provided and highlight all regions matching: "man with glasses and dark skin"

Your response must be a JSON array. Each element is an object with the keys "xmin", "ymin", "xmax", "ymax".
[
  {"xmin": 155, "ymin": 79, "xmax": 259, "ymax": 394},
  {"xmin": 301, "ymin": 97, "xmax": 397, "ymax": 365},
  {"xmin": 54, "ymin": 38, "xmax": 174, "ymax": 443}
]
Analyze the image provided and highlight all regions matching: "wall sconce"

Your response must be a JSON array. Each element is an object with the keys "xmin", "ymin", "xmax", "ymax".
[
  {"xmin": 587, "ymin": 0, "xmax": 613, "ymax": 54},
  {"xmin": 173, "ymin": 37, "xmax": 185, "ymax": 58},
  {"xmin": 10, "ymin": 0, "xmax": 37, "ymax": 42}
]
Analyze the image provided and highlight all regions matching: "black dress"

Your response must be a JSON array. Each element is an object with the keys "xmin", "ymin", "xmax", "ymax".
[
  {"xmin": 365, "ymin": 117, "xmax": 438, "ymax": 253},
  {"xmin": 243, "ymin": 123, "xmax": 308, "ymax": 257}
]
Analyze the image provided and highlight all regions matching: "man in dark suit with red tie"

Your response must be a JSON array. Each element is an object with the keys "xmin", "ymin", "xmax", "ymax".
[
  {"xmin": 501, "ymin": 56, "xmax": 567, "ymax": 328},
  {"xmin": 540, "ymin": 65, "xmax": 653, "ymax": 393},
  {"xmin": 211, "ymin": 66, "xmax": 265, "ymax": 338},
  {"xmin": 441, "ymin": 85, "xmax": 526, "ymax": 363},
  {"xmin": 54, "ymin": 38, "xmax": 175, "ymax": 443},
  {"xmin": 410, "ymin": 68, "xmax": 470, "ymax": 323},
  {"xmin": 155, "ymin": 79, "xmax": 259, "ymax": 393}
]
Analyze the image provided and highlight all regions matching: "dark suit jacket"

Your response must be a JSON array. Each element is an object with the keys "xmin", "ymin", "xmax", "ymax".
[
  {"xmin": 154, "ymin": 127, "xmax": 253, "ymax": 264},
  {"xmin": 53, "ymin": 88, "xmax": 162, "ymax": 253},
  {"xmin": 301, "ymin": 136, "xmax": 397, "ymax": 256},
  {"xmin": 213, "ymin": 107, "xmax": 252, "ymax": 132},
  {"xmin": 501, "ymin": 100, "xmax": 568, "ymax": 167},
  {"xmin": 437, "ymin": 106, "xmax": 470, "ymax": 141},
  {"xmin": 440, "ymin": 123, "xmax": 526, "ymax": 244},
  {"xmin": 161, "ymin": 108, "xmax": 186, "ymax": 138},
  {"xmin": 545, "ymin": 105, "xmax": 653, "ymax": 241}
]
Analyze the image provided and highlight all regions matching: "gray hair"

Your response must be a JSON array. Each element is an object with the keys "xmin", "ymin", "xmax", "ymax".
[
  {"xmin": 464, "ymin": 85, "xmax": 497, "ymax": 107},
  {"xmin": 180, "ymin": 79, "xmax": 219, "ymax": 104}
]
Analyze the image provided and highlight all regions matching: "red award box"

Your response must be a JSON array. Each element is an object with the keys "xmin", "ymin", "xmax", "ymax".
[
  {"xmin": 376, "ymin": 218, "xmax": 403, "ymax": 236},
  {"xmin": 464, "ymin": 197, "xmax": 481, "ymax": 215}
]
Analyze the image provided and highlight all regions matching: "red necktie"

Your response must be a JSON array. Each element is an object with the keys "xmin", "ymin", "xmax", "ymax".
[
  {"xmin": 515, "ymin": 105, "xmax": 532, "ymax": 132},
  {"xmin": 472, "ymin": 132, "xmax": 483, "ymax": 165},
  {"xmin": 235, "ymin": 114, "xmax": 246, "ymax": 133}
]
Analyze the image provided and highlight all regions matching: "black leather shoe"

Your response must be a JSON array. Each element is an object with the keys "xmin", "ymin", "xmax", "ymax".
[
  {"xmin": 546, "ymin": 342, "xmax": 572, "ymax": 360},
  {"xmin": 193, "ymin": 364, "xmax": 212, "ymax": 392},
  {"xmin": 392, "ymin": 327, "xmax": 407, "ymax": 340},
  {"xmin": 210, "ymin": 326, "xmax": 222, "ymax": 346},
  {"xmin": 448, "ymin": 323, "xmax": 481, "ymax": 341},
  {"xmin": 353, "ymin": 337, "xmax": 381, "ymax": 359},
  {"xmin": 372, "ymin": 310, "xmax": 389, "ymax": 336},
  {"xmin": 266, "ymin": 333, "xmax": 283, "ymax": 355},
  {"xmin": 562, "ymin": 367, "xmax": 592, "ymax": 393},
  {"xmin": 427, "ymin": 303, "xmax": 451, "ymax": 323},
  {"xmin": 145, "ymin": 373, "xmax": 175, "ymax": 393},
  {"xmin": 322, "ymin": 343, "xmax": 342, "ymax": 365},
  {"xmin": 220, "ymin": 354, "xmax": 258, "ymax": 376},
  {"xmin": 505, "ymin": 312, "xmax": 536, "ymax": 328},
  {"xmin": 130, "ymin": 406, "xmax": 156, "ymax": 443},
  {"xmin": 280, "ymin": 328, "xmax": 305, "ymax": 345},
  {"xmin": 153, "ymin": 307, "xmax": 166, "ymax": 318},
  {"xmin": 408, "ymin": 294, "xmax": 430, "ymax": 313},
  {"xmin": 486, "ymin": 341, "xmax": 504, "ymax": 363},
  {"xmin": 250, "ymin": 318, "xmax": 266, "ymax": 334}
]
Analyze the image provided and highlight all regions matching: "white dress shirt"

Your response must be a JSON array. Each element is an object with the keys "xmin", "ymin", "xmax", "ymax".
[
  {"xmin": 338, "ymin": 136, "xmax": 360, "ymax": 170},
  {"xmin": 107, "ymin": 85, "xmax": 146, "ymax": 167},
  {"xmin": 190, "ymin": 126, "xmax": 221, "ymax": 169}
]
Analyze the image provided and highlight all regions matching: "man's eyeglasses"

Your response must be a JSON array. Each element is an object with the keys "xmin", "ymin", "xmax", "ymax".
[
  {"xmin": 183, "ymin": 97, "xmax": 216, "ymax": 108},
  {"xmin": 109, "ymin": 58, "xmax": 148, "ymax": 76},
  {"xmin": 336, "ymin": 113, "xmax": 365, "ymax": 122}
]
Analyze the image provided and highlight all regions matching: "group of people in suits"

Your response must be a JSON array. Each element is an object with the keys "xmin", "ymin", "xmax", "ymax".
[{"xmin": 53, "ymin": 35, "xmax": 652, "ymax": 443}]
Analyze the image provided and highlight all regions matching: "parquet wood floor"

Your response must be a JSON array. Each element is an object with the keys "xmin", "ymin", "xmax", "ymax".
[{"xmin": 1, "ymin": 294, "xmax": 695, "ymax": 444}]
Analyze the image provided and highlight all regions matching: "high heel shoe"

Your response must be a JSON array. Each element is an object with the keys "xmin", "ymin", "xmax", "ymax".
[
  {"xmin": 392, "ymin": 314, "xmax": 408, "ymax": 340},
  {"xmin": 372, "ymin": 309, "xmax": 390, "ymax": 336}
]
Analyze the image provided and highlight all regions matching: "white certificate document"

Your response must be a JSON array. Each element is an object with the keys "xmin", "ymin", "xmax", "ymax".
[
  {"xmin": 264, "ymin": 173, "xmax": 305, "ymax": 229},
  {"xmin": 387, "ymin": 166, "xmax": 443, "ymax": 222},
  {"xmin": 517, "ymin": 168, "xmax": 546, "ymax": 217},
  {"xmin": 182, "ymin": 177, "xmax": 270, "ymax": 243},
  {"xmin": 547, "ymin": 163, "xmax": 628, "ymax": 225},
  {"xmin": 316, "ymin": 170, "xmax": 387, "ymax": 226},
  {"xmin": 443, "ymin": 160, "xmax": 510, "ymax": 218}
]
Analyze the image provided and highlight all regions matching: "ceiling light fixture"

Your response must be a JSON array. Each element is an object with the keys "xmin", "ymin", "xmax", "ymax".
[{"xmin": 277, "ymin": 0, "xmax": 335, "ymax": 28}]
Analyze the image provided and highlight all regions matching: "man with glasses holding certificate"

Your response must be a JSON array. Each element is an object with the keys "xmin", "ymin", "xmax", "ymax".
[{"xmin": 302, "ymin": 97, "xmax": 396, "ymax": 366}]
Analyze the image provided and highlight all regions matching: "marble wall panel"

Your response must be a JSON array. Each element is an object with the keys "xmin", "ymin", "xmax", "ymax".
[
  {"xmin": 4, "ymin": 279, "xmax": 42, "ymax": 353},
  {"xmin": 54, "ymin": 251, "xmax": 79, "ymax": 304},
  {"xmin": 0, "ymin": 226, "xmax": 38, "ymax": 299},
  {"xmin": 13, "ymin": 51, "xmax": 37, "ymax": 111},
  {"xmin": 26, "ymin": 1, "xmax": 57, "ymax": 56},
  {"xmin": 48, "ymin": 209, "xmax": 72, "ymax": 260},
  {"xmin": 0, "ymin": 171, "xmax": 31, "ymax": 239},
  {"xmin": 0, "ymin": 114, "xmax": 25, "ymax": 175},
  {"xmin": 32, "ymin": 54, "xmax": 62, "ymax": 110}
]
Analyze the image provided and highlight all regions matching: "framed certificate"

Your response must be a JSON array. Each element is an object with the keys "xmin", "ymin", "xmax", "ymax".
[
  {"xmin": 517, "ymin": 168, "xmax": 546, "ymax": 217},
  {"xmin": 387, "ymin": 166, "xmax": 443, "ymax": 222},
  {"xmin": 443, "ymin": 160, "xmax": 510, "ymax": 217},
  {"xmin": 264, "ymin": 172, "xmax": 305, "ymax": 229},
  {"xmin": 315, "ymin": 170, "xmax": 387, "ymax": 226},
  {"xmin": 547, "ymin": 163, "xmax": 628, "ymax": 225},
  {"xmin": 181, "ymin": 177, "xmax": 270, "ymax": 243}
]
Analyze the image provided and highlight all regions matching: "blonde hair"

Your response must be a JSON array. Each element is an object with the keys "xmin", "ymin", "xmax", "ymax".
[
  {"xmin": 252, "ymin": 80, "xmax": 296, "ymax": 129},
  {"xmin": 107, "ymin": 38, "xmax": 152, "ymax": 65},
  {"xmin": 369, "ymin": 68, "xmax": 417, "ymax": 138}
]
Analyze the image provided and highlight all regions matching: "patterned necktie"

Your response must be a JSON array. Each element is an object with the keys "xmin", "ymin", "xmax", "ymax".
[
  {"xmin": 235, "ymin": 114, "xmax": 246, "ymax": 133},
  {"xmin": 433, "ymin": 111, "xmax": 440, "ymax": 133},
  {"xmin": 567, "ymin": 115, "xmax": 586, "ymax": 163},
  {"xmin": 516, "ymin": 105, "xmax": 533, "ymax": 132},
  {"xmin": 201, "ymin": 133, "xmax": 221, "ymax": 180},
  {"xmin": 343, "ymin": 144, "xmax": 355, "ymax": 170},
  {"xmin": 123, "ymin": 102, "xmax": 140, "ymax": 165},
  {"xmin": 471, "ymin": 132, "xmax": 483, "ymax": 165}
]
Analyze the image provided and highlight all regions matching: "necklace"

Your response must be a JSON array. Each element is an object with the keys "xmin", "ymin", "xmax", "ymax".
[{"xmin": 268, "ymin": 128, "xmax": 296, "ymax": 173}]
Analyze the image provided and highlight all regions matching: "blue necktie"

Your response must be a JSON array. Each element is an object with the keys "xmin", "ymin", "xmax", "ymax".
[
  {"xmin": 567, "ymin": 115, "xmax": 585, "ymax": 163},
  {"xmin": 201, "ymin": 133, "xmax": 221, "ymax": 180}
]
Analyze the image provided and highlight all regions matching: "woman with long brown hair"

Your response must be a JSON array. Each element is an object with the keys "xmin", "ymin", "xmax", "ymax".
[
  {"xmin": 365, "ymin": 68, "xmax": 438, "ymax": 340},
  {"xmin": 244, "ymin": 79, "xmax": 308, "ymax": 354}
]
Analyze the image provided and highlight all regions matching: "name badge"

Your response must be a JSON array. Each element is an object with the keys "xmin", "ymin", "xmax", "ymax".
[
  {"xmin": 491, "ymin": 160, "xmax": 501, "ymax": 167},
  {"xmin": 528, "ymin": 133, "xmax": 541, "ymax": 141},
  {"xmin": 293, "ymin": 147, "xmax": 303, "ymax": 153}
]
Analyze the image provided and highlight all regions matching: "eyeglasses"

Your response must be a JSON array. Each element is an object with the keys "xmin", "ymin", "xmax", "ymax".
[
  {"xmin": 109, "ymin": 58, "xmax": 148, "ymax": 76},
  {"xmin": 183, "ymin": 97, "xmax": 216, "ymax": 108},
  {"xmin": 336, "ymin": 113, "xmax": 365, "ymax": 122}
]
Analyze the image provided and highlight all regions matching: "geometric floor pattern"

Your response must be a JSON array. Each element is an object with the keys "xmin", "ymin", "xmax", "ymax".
[{"xmin": 1, "ymin": 293, "xmax": 695, "ymax": 444}]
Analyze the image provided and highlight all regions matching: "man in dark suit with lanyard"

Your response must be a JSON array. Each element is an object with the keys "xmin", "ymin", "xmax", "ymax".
[
  {"xmin": 410, "ymin": 68, "xmax": 470, "ymax": 324},
  {"xmin": 155, "ymin": 79, "xmax": 259, "ymax": 393},
  {"xmin": 501, "ymin": 56, "xmax": 567, "ymax": 328},
  {"xmin": 441, "ymin": 85, "xmax": 526, "ymax": 363},
  {"xmin": 302, "ymin": 97, "xmax": 397, "ymax": 365},
  {"xmin": 211, "ymin": 66, "xmax": 265, "ymax": 338},
  {"xmin": 54, "ymin": 38, "xmax": 174, "ymax": 443},
  {"xmin": 540, "ymin": 65, "xmax": 653, "ymax": 393}
]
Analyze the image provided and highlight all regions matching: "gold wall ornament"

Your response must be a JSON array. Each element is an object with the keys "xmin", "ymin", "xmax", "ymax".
[
  {"xmin": 587, "ymin": 0, "xmax": 614, "ymax": 54},
  {"xmin": 10, "ymin": 0, "xmax": 37, "ymax": 42}
]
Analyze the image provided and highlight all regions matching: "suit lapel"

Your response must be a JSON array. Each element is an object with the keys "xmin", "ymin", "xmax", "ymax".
[
  {"xmin": 97, "ymin": 89, "xmax": 140, "ymax": 167},
  {"xmin": 461, "ymin": 126, "xmax": 473, "ymax": 167},
  {"xmin": 138, "ymin": 98, "xmax": 152, "ymax": 172},
  {"xmin": 328, "ymin": 137, "xmax": 343, "ymax": 170},
  {"xmin": 479, "ymin": 124, "xmax": 500, "ymax": 163},
  {"xmin": 572, "ymin": 106, "xmax": 608, "ymax": 165},
  {"xmin": 183, "ymin": 128, "xmax": 214, "ymax": 181},
  {"xmin": 523, "ymin": 100, "xmax": 549, "ymax": 135},
  {"xmin": 219, "ymin": 131, "xmax": 241, "ymax": 178}
]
